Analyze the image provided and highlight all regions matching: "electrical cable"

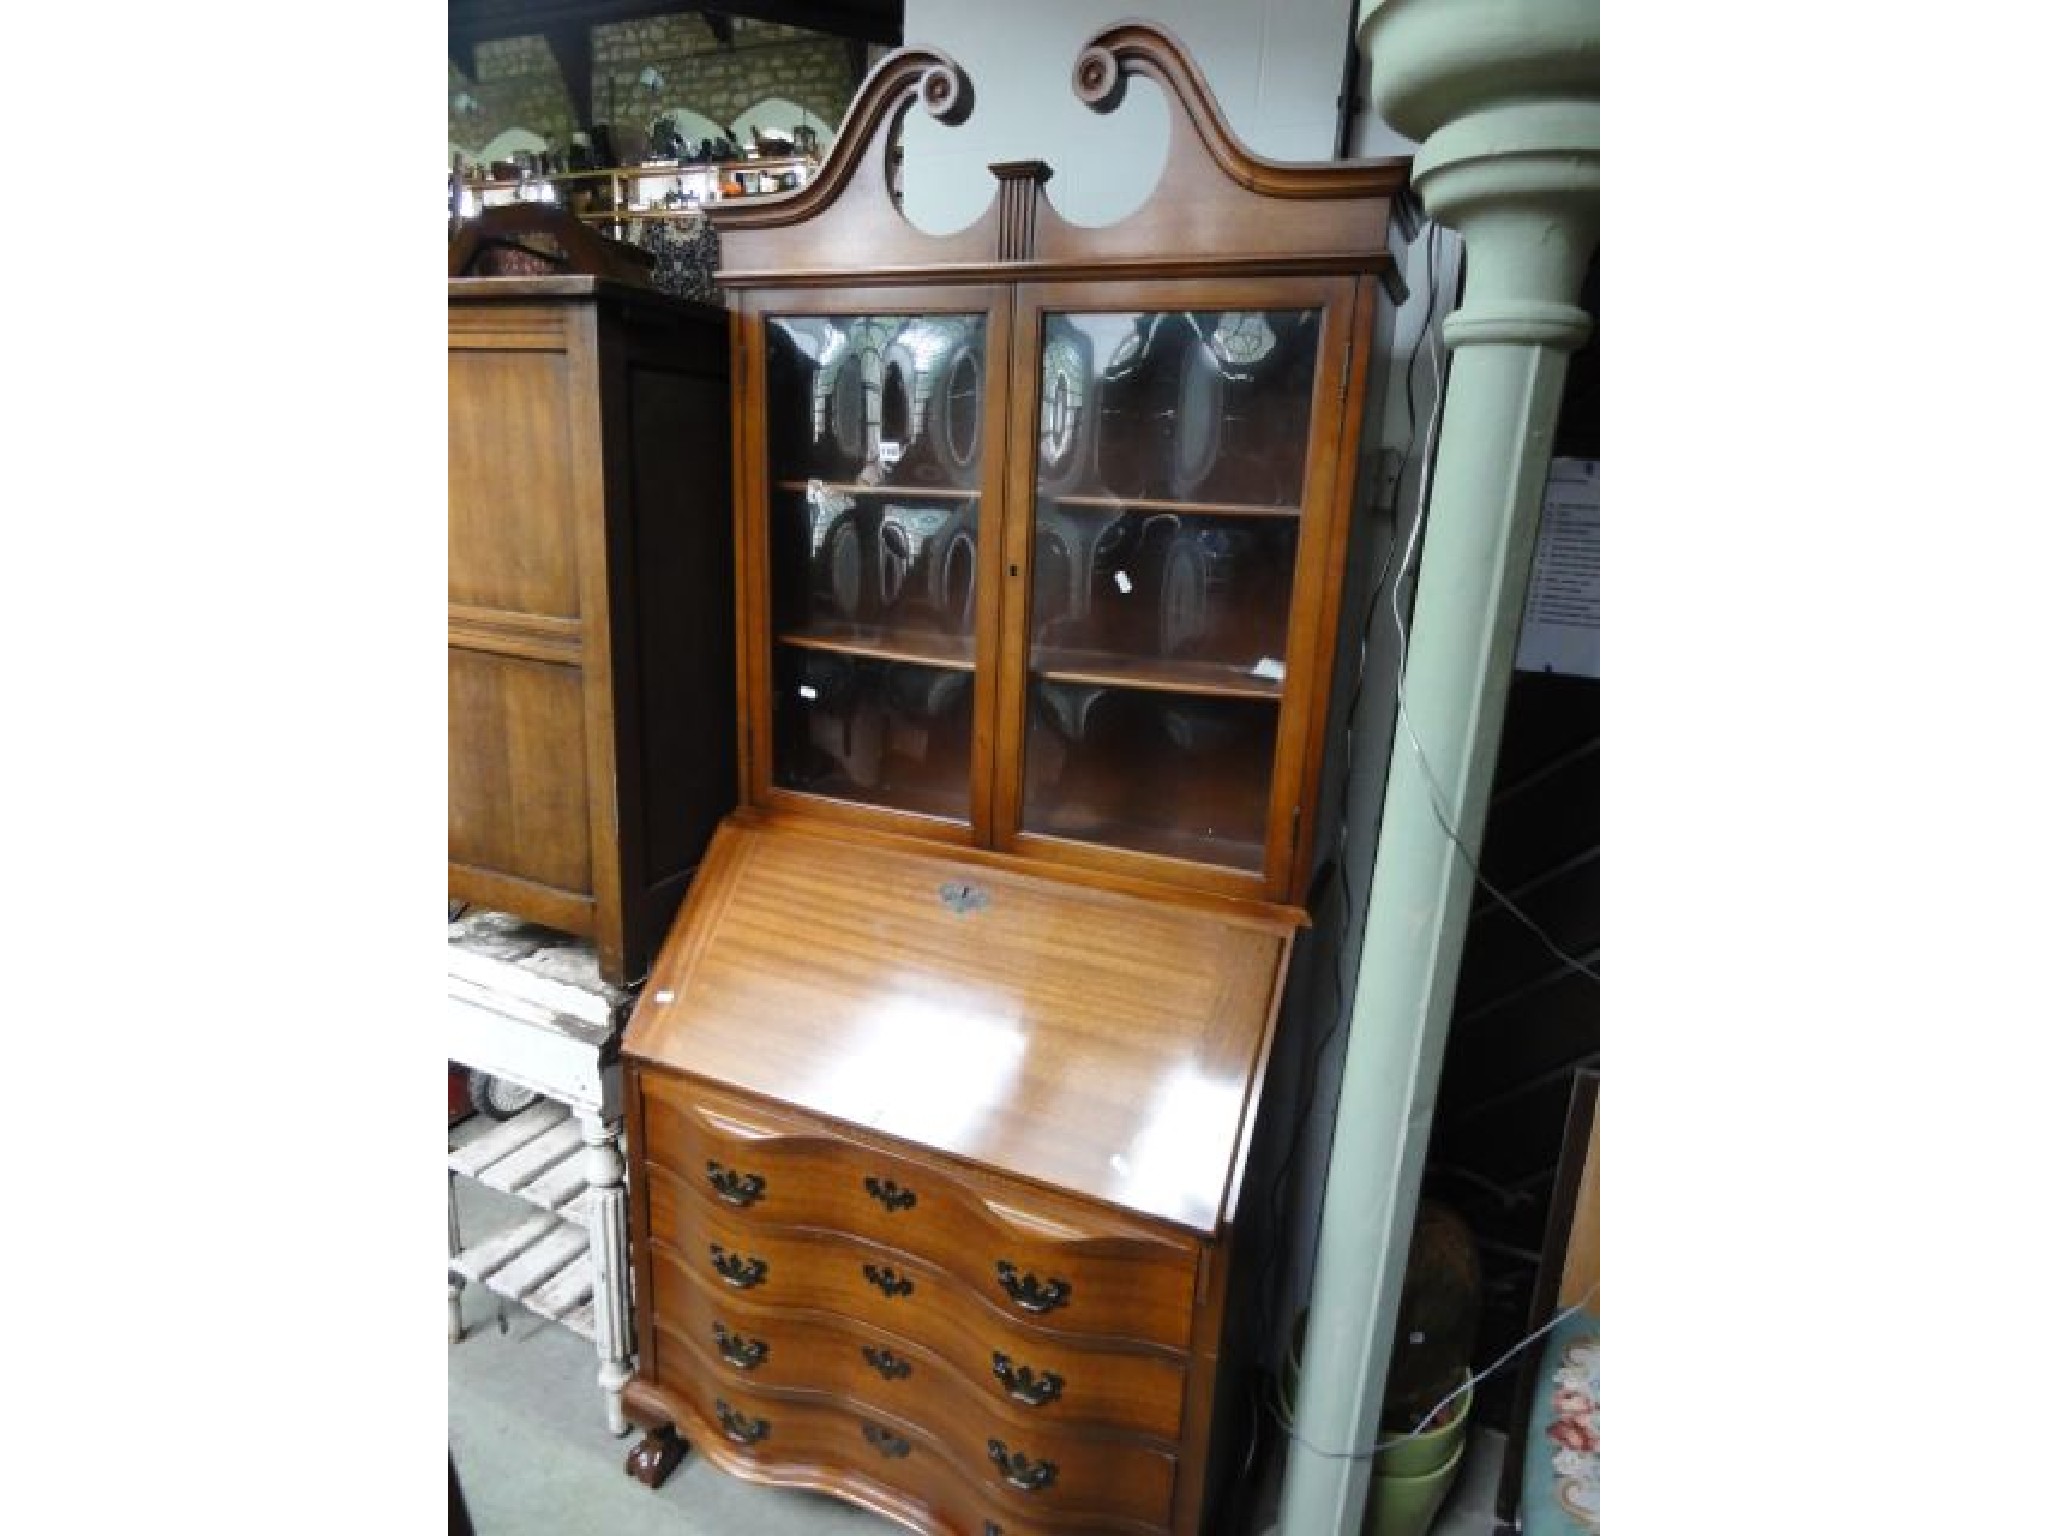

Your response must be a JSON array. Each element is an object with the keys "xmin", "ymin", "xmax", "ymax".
[
  {"xmin": 1251, "ymin": 212, "xmax": 1601, "ymax": 1486},
  {"xmin": 1239, "ymin": 221, "xmax": 1455, "ymax": 1504},
  {"xmin": 1236, "ymin": 218, "xmax": 1450, "ymax": 1501},
  {"xmin": 1386, "ymin": 314, "xmax": 1602, "ymax": 985},
  {"xmin": 1276, "ymin": 1283, "xmax": 1600, "ymax": 1460}
]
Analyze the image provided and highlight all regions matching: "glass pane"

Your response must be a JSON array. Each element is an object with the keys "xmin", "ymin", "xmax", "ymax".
[
  {"xmin": 767, "ymin": 314, "xmax": 988, "ymax": 490},
  {"xmin": 1022, "ymin": 307, "xmax": 1321, "ymax": 872},
  {"xmin": 773, "ymin": 649, "xmax": 974, "ymax": 821},
  {"xmin": 1040, "ymin": 309, "xmax": 1317, "ymax": 508},
  {"xmin": 1023, "ymin": 684, "xmax": 1278, "ymax": 871},
  {"xmin": 762, "ymin": 312, "xmax": 988, "ymax": 821},
  {"xmin": 1031, "ymin": 508, "xmax": 1297, "ymax": 673}
]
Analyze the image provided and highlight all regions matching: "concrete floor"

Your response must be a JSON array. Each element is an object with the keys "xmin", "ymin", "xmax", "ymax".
[{"xmin": 449, "ymin": 1139, "xmax": 1509, "ymax": 1536}]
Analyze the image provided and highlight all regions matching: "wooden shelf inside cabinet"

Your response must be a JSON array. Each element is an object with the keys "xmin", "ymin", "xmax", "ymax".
[
  {"xmin": 1031, "ymin": 649, "xmax": 1283, "ymax": 700},
  {"xmin": 777, "ymin": 624, "xmax": 976, "ymax": 671},
  {"xmin": 775, "ymin": 480, "xmax": 981, "ymax": 502},
  {"xmin": 1048, "ymin": 493, "xmax": 1304, "ymax": 520}
]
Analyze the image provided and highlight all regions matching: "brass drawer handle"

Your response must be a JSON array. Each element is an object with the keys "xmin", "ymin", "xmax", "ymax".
[
  {"xmin": 715, "ymin": 1400, "xmax": 770, "ymax": 1445},
  {"xmin": 990, "ymin": 1352, "xmax": 1064, "ymax": 1407},
  {"xmin": 862, "ymin": 1344, "xmax": 913, "ymax": 1380},
  {"xmin": 864, "ymin": 1175, "xmax": 918, "ymax": 1212},
  {"xmin": 986, "ymin": 1439, "xmax": 1057, "ymax": 1493},
  {"xmin": 862, "ymin": 1263, "xmax": 916, "ymax": 1299},
  {"xmin": 862, "ymin": 1423, "xmax": 912, "ymax": 1459},
  {"xmin": 706, "ymin": 1159, "xmax": 766, "ymax": 1208},
  {"xmin": 994, "ymin": 1260, "xmax": 1070, "ymax": 1315},
  {"xmin": 713, "ymin": 1322, "xmax": 768, "ymax": 1371},
  {"xmin": 709, "ymin": 1244, "xmax": 768, "ymax": 1290}
]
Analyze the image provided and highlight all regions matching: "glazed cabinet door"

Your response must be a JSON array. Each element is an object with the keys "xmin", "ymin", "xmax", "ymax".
[
  {"xmin": 741, "ymin": 287, "xmax": 1012, "ymax": 840},
  {"xmin": 995, "ymin": 278, "xmax": 1365, "ymax": 902}
]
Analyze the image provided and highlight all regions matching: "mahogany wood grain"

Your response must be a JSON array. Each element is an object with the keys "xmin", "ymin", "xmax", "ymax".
[
  {"xmin": 652, "ymin": 1300, "xmax": 1181, "ymax": 1528},
  {"xmin": 626, "ymin": 821, "xmax": 1284, "ymax": 1233},
  {"xmin": 641, "ymin": 1076, "xmax": 1201, "ymax": 1292},
  {"xmin": 618, "ymin": 23, "xmax": 1410, "ymax": 1534},
  {"xmin": 647, "ymin": 1353, "xmax": 1175, "ymax": 1535},
  {"xmin": 703, "ymin": 26, "xmax": 1402, "ymax": 910},
  {"xmin": 651, "ymin": 1245, "xmax": 1190, "ymax": 1443},
  {"xmin": 648, "ymin": 1165, "xmax": 1194, "ymax": 1356},
  {"xmin": 709, "ymin": 29, "xmax": 1404, "ymax": 289}
]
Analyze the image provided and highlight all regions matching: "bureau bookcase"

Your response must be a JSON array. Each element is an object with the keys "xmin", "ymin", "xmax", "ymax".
[{"xmin": 619, "ymin": 24, "xmax": 1407, "ymax": 1535}]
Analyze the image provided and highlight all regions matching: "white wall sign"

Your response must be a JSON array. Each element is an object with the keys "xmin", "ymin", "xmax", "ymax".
[{"xmin": 1515, "ymin": 457, "xmax": 1600, "ymax": 678}]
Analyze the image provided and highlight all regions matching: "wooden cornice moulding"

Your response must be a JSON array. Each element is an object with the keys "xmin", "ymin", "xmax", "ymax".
[
  {"xmin": 709, "ymin": 21, "xmax": 1411, "ymax": 286},
  {"xmin": 1071, "ymin": 23, "xmax": 1408, "ymax": 203}
]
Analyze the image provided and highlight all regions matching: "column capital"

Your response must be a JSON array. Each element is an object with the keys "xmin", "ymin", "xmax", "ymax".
[{"xmin": 1360, "ymin": 0, "xmax": 1599, "ymax": 343}]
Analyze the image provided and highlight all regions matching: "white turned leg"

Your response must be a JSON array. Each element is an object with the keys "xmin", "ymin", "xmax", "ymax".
[
  {"xmin": 580, "ymin": 1111, "xmax": 633, "ymax": 1437},
  {"xmin": 447, "ymin": 1173, "xmax": 466, "ymax": 1343}
]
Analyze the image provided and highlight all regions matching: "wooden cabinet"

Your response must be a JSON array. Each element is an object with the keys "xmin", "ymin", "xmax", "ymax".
[
  {"xmin": 619, "ymin": 23, "xmax": 1407, "ymax": 1534},
  {"xmin": 448, "ymin": 275, "xmax": 736, "ymax": 985}
]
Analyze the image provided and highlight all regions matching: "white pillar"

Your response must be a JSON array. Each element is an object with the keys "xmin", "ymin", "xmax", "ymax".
[{"xmin": 1278, "ymin": 3, "xmax": 1599, "ymax": 1531}]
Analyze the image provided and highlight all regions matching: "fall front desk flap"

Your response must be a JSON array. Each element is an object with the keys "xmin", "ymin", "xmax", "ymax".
[{"xmin": 624, "ymin": 821, "xmax": 1289, "ymax": 1235}]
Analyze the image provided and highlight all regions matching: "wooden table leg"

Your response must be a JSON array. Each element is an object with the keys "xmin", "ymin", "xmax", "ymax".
[{"xmin": 579, "ymin": 1110, "xmax": 633, "ymax": 1437}]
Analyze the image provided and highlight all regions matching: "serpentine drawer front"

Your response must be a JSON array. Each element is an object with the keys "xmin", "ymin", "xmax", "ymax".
[
  {"xmin": 639, "ymin": 1074, "xmax": 1203, "ymax": 1352},
  {"xmin": 647, "ymin": 1178, "xmax": 1192, "ymax": 1442},
  {"xmin": 619, "ymin": 820, "xmax": 1296, "ymax": 1533}
]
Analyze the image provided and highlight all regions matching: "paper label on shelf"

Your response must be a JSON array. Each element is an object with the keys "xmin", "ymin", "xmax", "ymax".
[
  {"xmin": 1515, "ymin": 458, "xmax": 1599, "ymax": 679},
  {"xmin": 798, "ymin": 684, "xmax": 819, "ymax": 701},
  {"xmin": 1251, "ymin": 657, "xmax": 1286, "ymax": 682},
  {"xmin": 807, "ymin": 479, "xmax": 854, "ymax": 516}
]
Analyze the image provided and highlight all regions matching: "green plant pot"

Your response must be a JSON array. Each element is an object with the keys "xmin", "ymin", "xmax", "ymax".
[
  {"xmin": 1364, "ymin": 1434, "xmax": 1467, "ymax": 1536},
  {"xmin": 1373, "ymin": 1371, "xmax": 1472, "ymax": 1480}
]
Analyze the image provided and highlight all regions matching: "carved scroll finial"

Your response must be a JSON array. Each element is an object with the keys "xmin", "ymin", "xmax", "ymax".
[
  {"xmin": 1073, "ymin": 44, "xmax": 1124, "ymax": 111},
  {"xmin": 921, "ymin": 59, "xmax": 974, "ymax": 124}
]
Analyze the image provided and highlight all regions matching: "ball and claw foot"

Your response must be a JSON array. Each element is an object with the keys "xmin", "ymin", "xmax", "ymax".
[{"xmin": 625, "ymin": 1424, "xmax": 687, "ymax": 1488}]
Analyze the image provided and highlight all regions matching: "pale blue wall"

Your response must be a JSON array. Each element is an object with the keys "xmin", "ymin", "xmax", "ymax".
[{"xmin": 898, "ymin": 0, "xmax": 1362, "ymax": 231}]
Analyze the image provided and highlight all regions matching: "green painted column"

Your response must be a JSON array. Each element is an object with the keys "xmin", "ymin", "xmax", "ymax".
[{"xmin": 1277, "ymin": 3, "xmax": 1598, "ymax": 1532}]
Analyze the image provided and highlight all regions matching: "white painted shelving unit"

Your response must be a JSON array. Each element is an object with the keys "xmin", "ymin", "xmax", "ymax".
[
  {"xmin": 449, "ymin": 1101, "xmax": 602, "ymax": 1342},
  {"xmin": 447, "ymin": 909, "xmax": 637, "ymax": 1435}
]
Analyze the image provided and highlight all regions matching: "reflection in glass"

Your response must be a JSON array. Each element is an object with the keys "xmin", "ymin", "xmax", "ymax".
[
  {"xmin": 1023, "ymin": 681, "xmax": 1275, "ymax": 871},
  {"xmin": 1040, "ymin": 309, "xmax": 1317, "ymax": 508},
  {"xmin": 768, "ymin": 314, "xmax": 987, "ymax": 490},
  {"xmin": 778, "ymin": 485, "xmax": 979, "ymax": 637},
  {"xmin": 1030, "ymin": 507, "xmax": 1295, "ymax": 670},
  {"xmin": 1020, "ymin": 307, "xmax": 1320, "ymax": 872},
  {"xmin": 764, "ymin": 310, "xmax": 988, "ymax": 822},
  {"xmin": 774, "ymin": 649, "xmax": 973, "ymax": 821}
]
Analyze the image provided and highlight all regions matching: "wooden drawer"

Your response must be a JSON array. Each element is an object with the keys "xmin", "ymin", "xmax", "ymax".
[
  {"xmin": 638, "ymin": 1072, "xmax": 1202, "ymax": 1351},
  {"xmin": 661, "ymin": 1335, "xmax": 1177, "ymax": 1534},
  {"xmin": 650, "ymin": 1232, "xmax": 1189, "ymax": 1443},
  {"xmin": 648, "ymin": 1163, "xmax": 1193, "ymax": 1386}
]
